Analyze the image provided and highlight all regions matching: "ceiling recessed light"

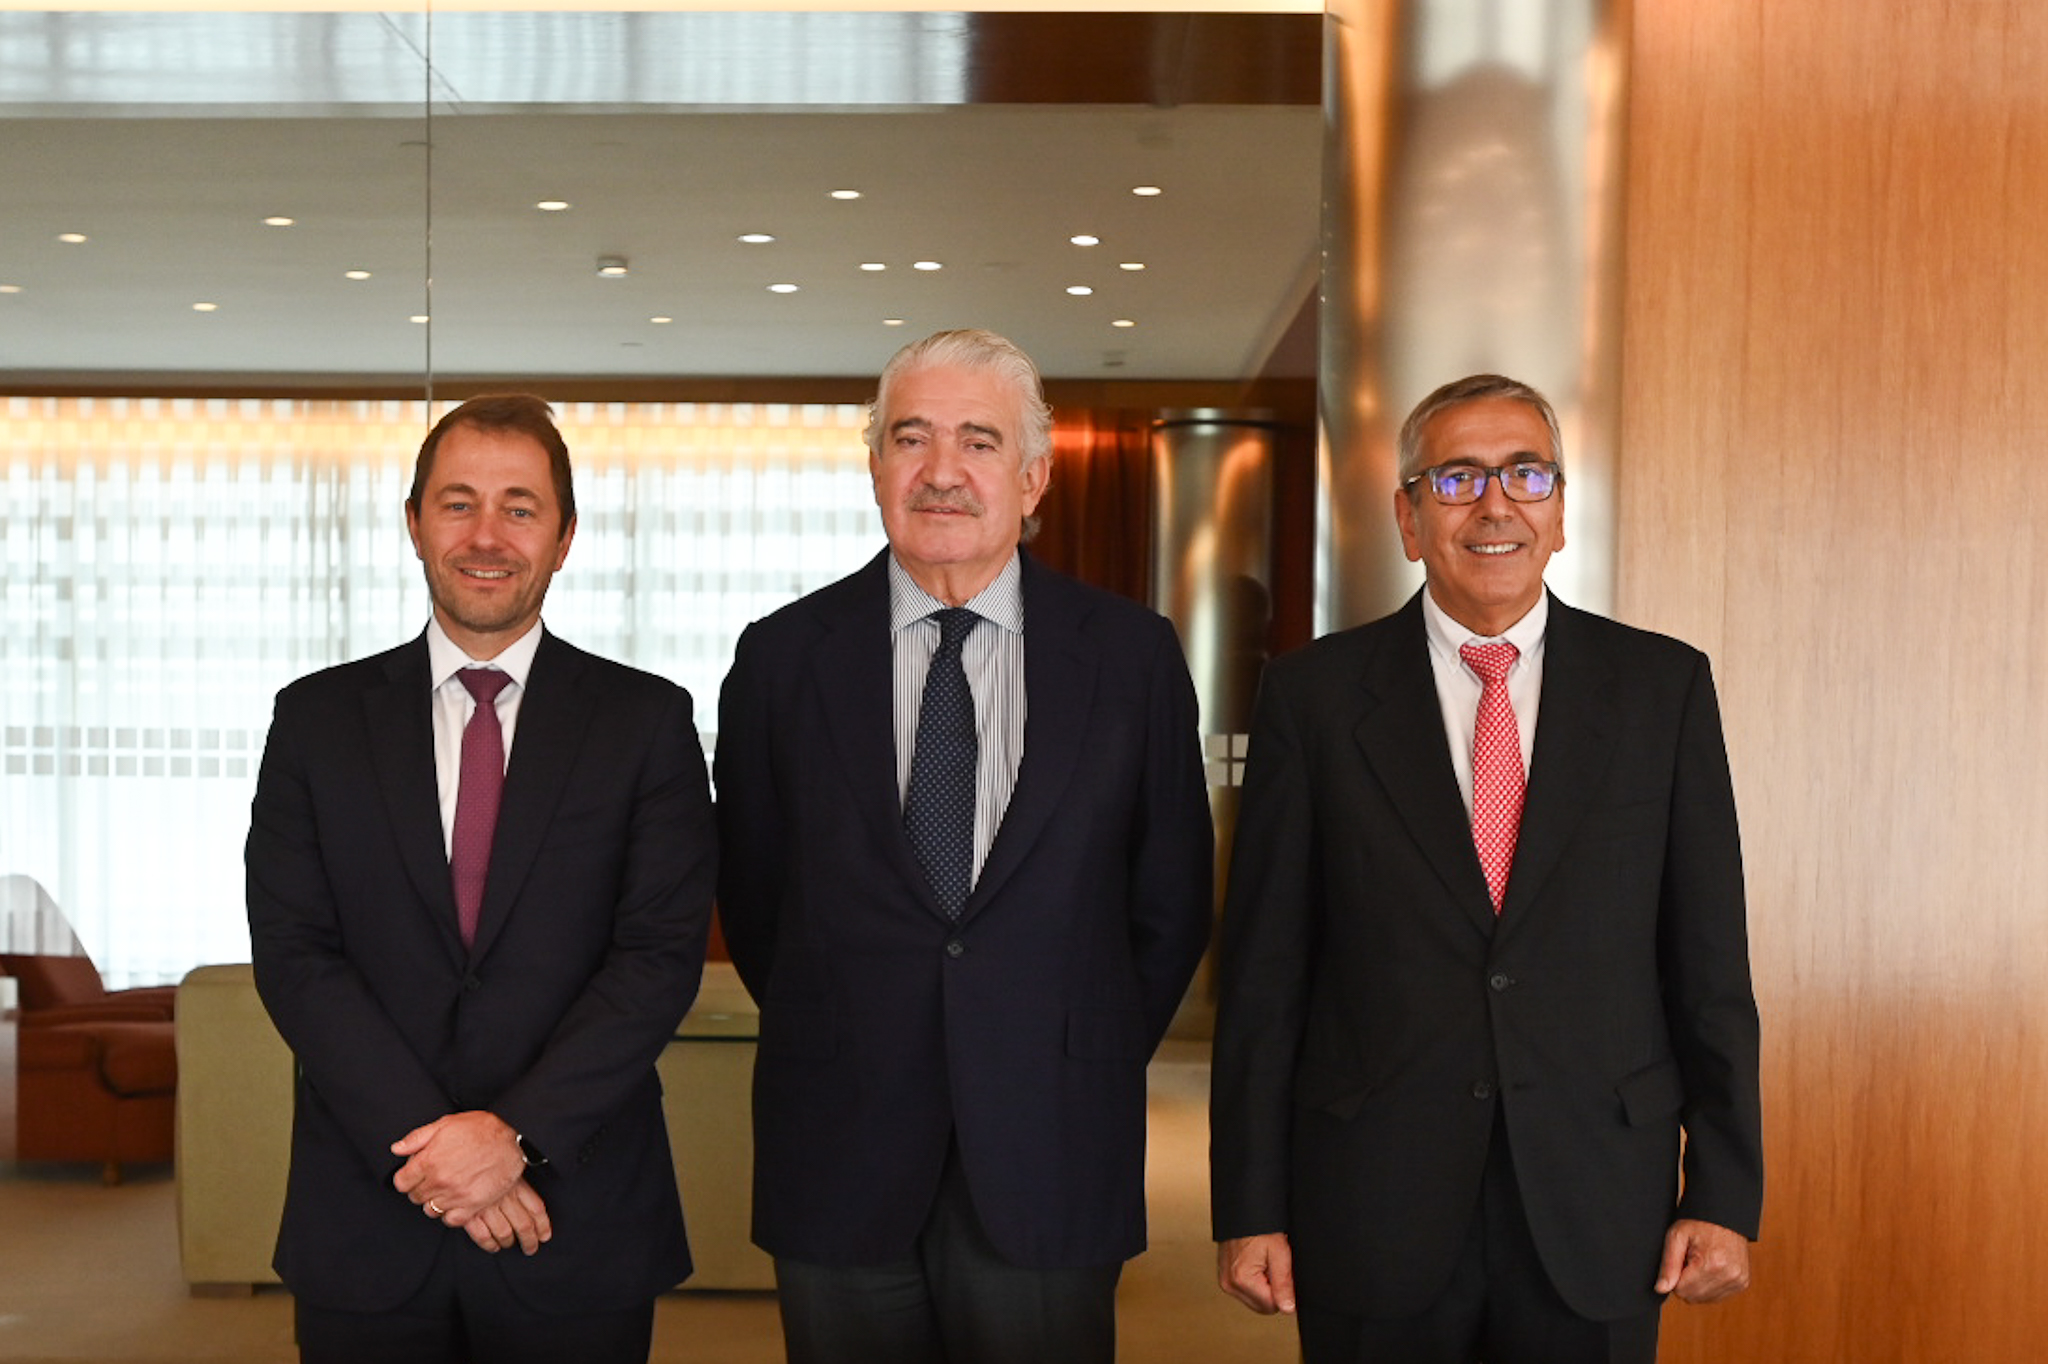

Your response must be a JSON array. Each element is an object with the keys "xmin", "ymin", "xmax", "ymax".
[
  {"xmin": 1066, "ymin": 286, "xmax": 1094, "ymax": 296},
  {"xmin": 535, "ymin": 200, "xmax": 571, "ymax": 212},
  {"xmin": 596, "ymin": 255, "xmax": 629, "ymax": 278},
  {"xmin": 767, "ymin": 283, "xmax": 800, "ymax": 294},
  {"xmin": 0, "ymin": 285, "xmax": 22, "ymax": 294},
  {"xmin": 859, "ymin": 262, "xmax": 887, "ymax": 272},
  {"xmin": 191, "ymin": 302, "xmax": 219, "ymax": 312},
  {"xmin": 1131, "ymin": 185, "xmax": 1163, "ymax": 197},
  {"xmin": 829, "ymin": 189, "xmax": 862, "ymax": 200},
  {"xmin": 650, "ymin": 316, "xmax": 674, "ymax": 325},
  {"xmin": 1119, "ymin": 262, "xmax": 1147, "ymax": 272},
  {"xmin": 1070, "ymin": 234, "xmax": 1101, "ymax": 246},
  {"xmin": 57, "ymin": 232, "xmax": 88, "ymax": 244},
  {"xmin": 410, "ymin": 314, "xmax": 430, "ymax": 324},
  {"xmin": 738, "ymin": 233, "xmax": 776, "ymax": 244},
  {"xmin": 263, "ymin": 216, "xmax": 294, "ymax": 227},
  {"xmin": 1112, "ymin": 319, "xmax": 1136, "ymax": 328},
  {"xmin": 883, "ymin": 318, "xmax": 906, "ymax": 326},
  {"xmin": 344, "ymin": 269, "xmax": 372, "ymax": 281},
  {"xmin": 912, "ymin": 261, "xmax": 943, "ymax": 271}
]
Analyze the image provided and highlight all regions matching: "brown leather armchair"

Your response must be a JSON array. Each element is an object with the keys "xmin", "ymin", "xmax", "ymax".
[{"xmin": 3, "ymin": 935, "xmax": 179, "ymax": 1183}]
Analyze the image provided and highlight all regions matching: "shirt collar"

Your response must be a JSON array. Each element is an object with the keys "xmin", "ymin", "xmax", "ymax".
[
  {"xmin": 1421, "ymin": 586, "xmax": 1549, "ymax": 673},
  {"xmin": 887, "ymin": 551, "xmax": 1025, "ymax": 637},
  {"xmin": 425, "ymin": 615, "xmax": 545, "ymax": 692}
]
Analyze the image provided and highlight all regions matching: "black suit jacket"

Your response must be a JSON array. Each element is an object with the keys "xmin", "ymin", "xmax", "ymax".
[
  {"xmin": 246, "ymin": 630, "xmax": 716, "ymax": 1313},
  {"xmin": 1211, "ymin": 593, "xmax": 1762, "ymax": 1322},
  {"xmin": 714, "ymin": 550, "xmax": 1213, "ymax": 1271}
]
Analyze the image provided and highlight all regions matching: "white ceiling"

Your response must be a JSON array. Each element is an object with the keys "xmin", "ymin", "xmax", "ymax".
[{"xmin": 0, "ymin": 11, "xmax": 1323, "ymax": 384}]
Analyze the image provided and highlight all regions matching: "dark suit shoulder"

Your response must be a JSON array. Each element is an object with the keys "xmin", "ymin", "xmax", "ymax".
[
  {"xmin": 1020, "ymin": 552, "xmax": 1177, "ymax": 647},
  {"xmin": 1549, "ymin": 598, "xmax": 1711, "ymax": 671},
  {"xmin": 536, "ymin": 632, "xmax": 688, "ymax": 704}
]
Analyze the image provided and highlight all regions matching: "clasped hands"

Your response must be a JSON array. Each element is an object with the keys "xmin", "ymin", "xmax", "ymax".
[{"xmin": 392, "ymin": 1110, "xmax": 552, "ymax": 1256}]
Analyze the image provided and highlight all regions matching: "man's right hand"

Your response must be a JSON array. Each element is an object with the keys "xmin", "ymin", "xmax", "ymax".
[
  {"xmin": 458, "ymin": 1177, "xmax": 553, "ymax": 1256},
  {"xmin": 1218, "ymin": 1233, "xmax": 1297, "ymax": 1314}
]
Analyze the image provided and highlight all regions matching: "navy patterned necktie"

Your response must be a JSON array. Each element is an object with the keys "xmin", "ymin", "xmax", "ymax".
[{"xmin": 903, "ymin": 607, "xmax": 979, "ymax": 917}]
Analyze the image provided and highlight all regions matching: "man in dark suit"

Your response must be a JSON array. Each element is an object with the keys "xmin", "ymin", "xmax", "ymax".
[
  {"xmin": 715, "ymin": 329, "xmax": 1214, "ymax": 1364},
  {"xmin": 1210, "ymin": 374, "xmax": 1763, "ymax": 1362},
  {"xmin": 246, "ymin": 394, "xmax": 716, "ymax": 1364}
]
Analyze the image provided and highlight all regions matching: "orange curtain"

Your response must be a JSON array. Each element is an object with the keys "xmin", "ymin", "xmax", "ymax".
[{"xmin": 1031, "ymin": 410, "xmax": 1154, "ymax": 605}]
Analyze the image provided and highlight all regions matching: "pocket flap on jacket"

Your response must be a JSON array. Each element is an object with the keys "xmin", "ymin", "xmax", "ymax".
[
  {"xmin": 1615, "ymin": 1058, "xmax": 1685, "ymax": 1127},
  {"xmin": 1292, "ymin": 1059, "xmax": 1374, "ymax": 1121},
  {"xmin": 1065, "ymin": 1007, "xmax": 1147, "ymax": 1061}
]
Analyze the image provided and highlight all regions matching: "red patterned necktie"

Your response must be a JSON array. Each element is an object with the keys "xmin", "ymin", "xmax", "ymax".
[
  {"xmin": 1460, "ymin": 642, "xmax": 1523, "ymax": 915},
  {"xmin": 451, "ymin": 668, "xmax": 513, "ymax": 948}
]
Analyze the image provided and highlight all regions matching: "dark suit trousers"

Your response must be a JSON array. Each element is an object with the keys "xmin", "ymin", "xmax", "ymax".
[
  {"xmin": 294, "ymin": 1233, "xmax": 656, "ymax": 1364},
  {"xmin": 1297, "ymin": 1113, "xmax": 1662, "ymax": 1364},
  {"xmin": 774, "ymin": 1141, "xmax": 1122, "ymax": 1364}
]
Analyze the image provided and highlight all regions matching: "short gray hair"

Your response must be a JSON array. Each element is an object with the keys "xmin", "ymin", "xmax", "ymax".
[
  {"xmin": 1396, "ymin": 374, "xmax": 1564, "ymax": 484},
  {"xmin": 862, "ymin": 328, "xmax": 1054, "ymax": 469}
]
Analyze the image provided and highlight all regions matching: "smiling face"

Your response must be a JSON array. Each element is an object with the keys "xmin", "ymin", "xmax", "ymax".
[
  {"xmin": 1394, "ymin": 395, "xmax": 1565, "ymax": 637},
  {"xmin": 869, "ymin": 362, "xmax": 1050, "ymax": 605},
  {"xmin": 405, "ymin": 422, "xmax": 575, "ymax": 659}
]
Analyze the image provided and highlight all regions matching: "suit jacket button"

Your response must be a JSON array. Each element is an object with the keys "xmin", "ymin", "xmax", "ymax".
[
  {"xmin": 463, "ymin": 975, "xmax": 482, "ymax": 992},
  {"xmin": 1489, "ymin": 972, "xmax": 1513, "ymax": 992},
  {"xmin": 944, "ymin": 940, "xmax": 965, "ymax": 958},
  {"xmin": 1471, "ymin": 1080, "xmax": 1495, "ymax": 1100}
]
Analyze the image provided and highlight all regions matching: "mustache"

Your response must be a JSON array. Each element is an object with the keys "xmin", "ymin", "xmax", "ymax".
[{"xmin": 906, "ymin": 486, "xmax": 985, "ymax": 516}]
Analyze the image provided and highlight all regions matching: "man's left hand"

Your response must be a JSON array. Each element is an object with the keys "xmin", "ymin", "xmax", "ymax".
[
  {"xmin": 390, "ymin": 1110, "xmax": 525, "ymax": 1226},
  {"xmin": 1654, "ymin": 1218, "xmax": 1752, "ymax": 1303}
]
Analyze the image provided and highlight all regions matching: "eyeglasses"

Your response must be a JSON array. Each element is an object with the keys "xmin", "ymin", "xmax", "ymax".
[{"xmin": 1402, "ymin": 461, "xmax": 1562, "ymax": 505}]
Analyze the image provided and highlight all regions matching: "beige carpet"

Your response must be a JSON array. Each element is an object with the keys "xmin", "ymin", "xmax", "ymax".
[{"xmin": 0, "ymin": 1045, "xmax": 1295, "ymax": 1363}]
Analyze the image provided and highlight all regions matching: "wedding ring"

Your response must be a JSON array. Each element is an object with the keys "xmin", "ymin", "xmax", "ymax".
[{"xmin": 427, "ymin": 1200, "xmax": 445, "ymax": 1218}]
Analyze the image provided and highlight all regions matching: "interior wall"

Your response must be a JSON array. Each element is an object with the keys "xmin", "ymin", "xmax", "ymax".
[{"xmin": 1620, "ymin": 3, "xmax": 2047, "ymax": 1360}]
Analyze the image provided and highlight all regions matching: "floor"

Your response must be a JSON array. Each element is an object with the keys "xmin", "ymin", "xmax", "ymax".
[{"xmin": 0, "ymin": 1044, "xmax": 1298, "ymax": 1364}]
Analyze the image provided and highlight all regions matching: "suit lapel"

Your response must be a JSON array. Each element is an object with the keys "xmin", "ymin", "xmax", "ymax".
[
  {"xmin": 1496, "ymin": 598, "xmax": 1619, "ymax": 933},
  {"xmin": 964, "ymin": 558, "xmax": 1095, "ymax": 918},
  {"xmin": 469, "ymin": 631, "xmax": 591, "ymax": 961},
  {"xmin": 362, "ymin": 636, "xmax": 467, "ymax": 963},
  {"xmin": 813, "ymin": 555, "xmax": 935, "ymax": 905},
  {"xmin": 1352, "ymin": 596, "xmax": 1499, "ymax": 938}
]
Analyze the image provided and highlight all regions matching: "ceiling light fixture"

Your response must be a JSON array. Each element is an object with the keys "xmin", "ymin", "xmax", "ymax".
[
  {"xmin": 829, "ymin": 189, "xmax": 862, "ymax": 200},
  {"xmin": 650, "ymin": 316, "xmax": 674, "ymax": 325},
  {"xmin": 912, "ymin": 261, "xmax": 943, "ymax": 271},
  {"xmin": 263, "ymin": 216, "xmax": 294, "ymax": 227},
  {"xmin": 1119, "ymin": 262, "xmax": 1146, "ymax": 272},
  {"xmin": 410, "ymin": 314, "xmax": 430, "ymax": 324},
  {"xmin": 883, "ymin": 318, "xmax": 906, "ymax": 327},
  {"xmin": 57, "ymin": 232, "xmax": 88, "ymax": 244},
  {"xmin": 738, "ymin": 233, "xmax": 776, "ymax": 244},
  {"xmin": 1070, "ymin": 234, "xmax": 1100, "ymax": 246},
  {"xmin": 0, "ymin": 285, "xmax": 22, "ymax": 294},
  {"xmin": 1066, "ymin": 286, "xmax": 1094, "ymax": 296},
  {"xmin": 1113, "ymin": 319, "xmax": 1136, "ymax": 328},
  {"xmin": 1131, "ymin": 185, "xmax": 1163, "ymax": 197},
  {"xmin": 596, "ymin": 256, "xmax": 629, "ymax": 278},
  {"xmin": 859, "ymin": 263, "xmax": 887, "ymax": 272},
  {"xmin": 535, "ymin": 200, "xmax": 571, "ymax": 212},
  {"xmin": 344, "ymin": 270, "xmax": 371, "ymax": 281},
  {"xmin": 191, "ymin": 302, "xmax": 219, "ymax": 312},
  {"xmin": 767, "ymin": 283, "xmax": 800, "ymax": 294}
]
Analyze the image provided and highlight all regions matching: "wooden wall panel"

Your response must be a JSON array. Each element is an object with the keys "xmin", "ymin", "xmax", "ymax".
[{"xmin": 1621, "ymin": 3, "xmax": 2048, "ymax": 1360}]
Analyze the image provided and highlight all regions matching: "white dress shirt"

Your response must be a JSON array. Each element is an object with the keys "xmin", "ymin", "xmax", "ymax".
[
  {"xmin": 1420, "ymin": 588, "xmax": 1548, "ymax": 819},
  {"xmin": 424, "ymin": 616, "xmax": 544, "ymax": 858}
]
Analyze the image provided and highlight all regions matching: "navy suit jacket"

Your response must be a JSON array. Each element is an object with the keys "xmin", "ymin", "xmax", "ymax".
[
  {"xmin": 715, "ymin": 550, "xmax": 1214, "ymax": 1270},
  {"xmin": 246, "ymin": 629, "xmax": 716, "ymax": 1313},
  {"xmin": 1210, "ymin": 593, "xmax": 1763, "ymax": 1321}
]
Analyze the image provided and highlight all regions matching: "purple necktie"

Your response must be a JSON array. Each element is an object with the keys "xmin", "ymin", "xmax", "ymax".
[{"xmin": 451, "ymin": 669, "xmax": 513, "ymax": 948}]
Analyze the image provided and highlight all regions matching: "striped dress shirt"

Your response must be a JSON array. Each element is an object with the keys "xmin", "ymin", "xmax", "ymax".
[{"xmin": 889, "ymin": 551, "xmax": 1027, "ymax": 889}]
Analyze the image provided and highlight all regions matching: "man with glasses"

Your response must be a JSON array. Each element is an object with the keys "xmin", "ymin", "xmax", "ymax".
[{"xmin": 1210, "ymin": 374, "xmax": 1763, "ymax": 1363}]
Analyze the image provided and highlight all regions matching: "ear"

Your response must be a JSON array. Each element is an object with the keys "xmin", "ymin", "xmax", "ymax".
[
  {"xmin": 552, "ymin": 514, "xmax": 577, "ymax": 570},
  {"xmin": 405, "ymin": 499, "xmax": 426, "ymax": 561},
  {"xmin": 868, "ymin": 449, "xmax": 884, "ymax": 506},
  {"xmin": 1393, "ymin": 485, "xmax": 1424, "ymax": 564},
  {"xmin": 1018, "ymin": 454, "xmax": 1051, "ymax": 516}
]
